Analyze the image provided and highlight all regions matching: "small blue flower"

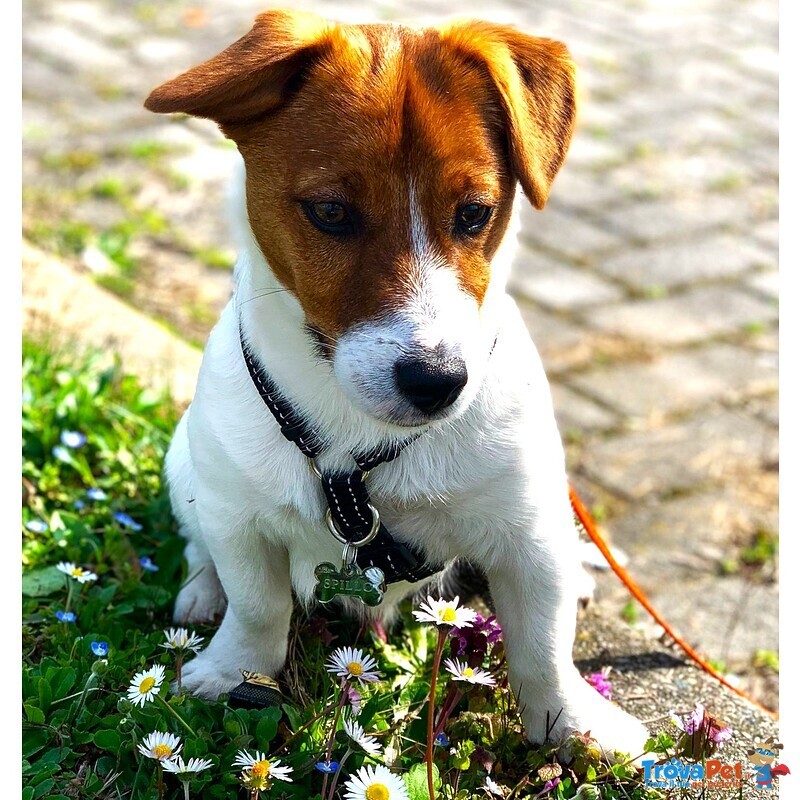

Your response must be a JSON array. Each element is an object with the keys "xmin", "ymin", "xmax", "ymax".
[
  {"xmin": 52, "ymin": 445, "xmax": 72, "ymax": 463},
  {"xmin": 73, "ymin": 499, "xmax": 86, "ymax": 510},
  {"xmin": 22, "ymin": 390, "xmax": 33, "ymax": 404},
  {"xmin": 55, "ymin": 610, "xmax": 76, "ymax": 623},
  {"xmin": 434, "ymin": 733, "xmax": 450, "ymax": 747},
  {"xmin": 60, "ymin": 431, "xmax": 87, "ymax": 449},
  {"xmin": 91, "ymin": 641, "xmax": 109, "ymax": 657},
  {"xmin": 25, "ymin": 519, "xmax": 49, "ymax": 533},
  {"xmin": 86, "ymin": 488, "xmax": 108, "ymax": 502},
  {"xmin": 314, "ymin": 761, "xmax": 339, "ymax": 773},
  {"xmin": 113, "ymin": 512, "xmax": 143, "ymax": 531},
  {"xmin": 139, "ymin": 556, "xmax": 159, "ymax": 572}
]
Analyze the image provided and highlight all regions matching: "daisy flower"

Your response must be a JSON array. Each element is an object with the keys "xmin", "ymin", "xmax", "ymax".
[
  {"xmin": 233, "ymin": 750, "xmax": 293, "ymax": 783},
  {"xmin": 485, "ymin": 776, "xmax": 505, "ymax": 797},
  {"xmin": 413, "ymin": 596, "xmax": 478, "ymax": 629},
  {"xmin": 325, "ymin": 646, "xmax": 381, "ymax": 685},
  {"xmin": 342, "ymin": 717, "xmax": 382, "ymax": 757},
  {"xmin": 444, "ymin": 658, "xmax": 496, "ymax": 686},
  {"xmin": 127, "ymin": 664, "xmax": 166, "ymax": 707},
  {"xmin": 162, "ymin": 756, "xmax": 214, "ymax": 773},
  {"xmin": 343, "ymin": 764, "xmax": 409, "ymax": 800},
  {"xmin": 162, "ymin": 627, "xmax": 204, "ymax": 654},
  {"xmin": 137, "ymin": 731, "xmax": 182, "ymax": 761},
  {"xmin": 56, "ymin": 561, "xmax": 98, "ymax": 584}
]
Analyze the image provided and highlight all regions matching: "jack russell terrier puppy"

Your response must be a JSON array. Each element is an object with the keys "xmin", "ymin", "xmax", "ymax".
[{"xmin": 145, "ymin": 9, "xmax": 649, "ymax": 757}]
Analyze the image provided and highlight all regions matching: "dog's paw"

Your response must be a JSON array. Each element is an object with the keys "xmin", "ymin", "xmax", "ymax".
[
  {"xmin": 566, "ymin": 702, "xmax": 650, "ymax": 765},
  {"xmin": 576, "ymin": 567, "xmax": 597, "ymax": 608},
  {"xmin": 174, "ymin": 565, "xmax": 227, "ymax": 624},
  {"xmin": 179, "ymin": 651, "xmax": 241, "ymax": 700}
]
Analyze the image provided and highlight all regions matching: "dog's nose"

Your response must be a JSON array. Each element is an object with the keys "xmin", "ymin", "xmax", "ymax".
[{"xmin": 395, "ymin": 353, "xmax": 468, "ymax": 414}]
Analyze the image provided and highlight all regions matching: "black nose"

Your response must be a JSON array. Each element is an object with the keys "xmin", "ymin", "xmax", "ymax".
[{"xmin": 395, "ymin": 353, "xmax": 468, "ymax": 414}]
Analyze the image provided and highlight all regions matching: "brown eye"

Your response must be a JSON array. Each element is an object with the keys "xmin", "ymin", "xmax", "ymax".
[
  {"xmin": 303, "ymin": 201, "xmax": 353, "ymax": 234},
  {"xmin": 455, "ymin": 203, "xmax": 493, "ymax": 235}
]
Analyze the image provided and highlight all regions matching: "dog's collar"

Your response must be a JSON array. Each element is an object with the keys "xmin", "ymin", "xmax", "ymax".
[{"xmin": 239, "ymin": 324, "xmax": 439, "ymax": 586}]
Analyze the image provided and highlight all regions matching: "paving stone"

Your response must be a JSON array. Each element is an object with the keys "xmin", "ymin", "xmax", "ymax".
[
  {"xmin": 518, "ymin": 204, "xmax": 623, "ymax": 263},
  {"xmin": 545, "ymin": 163, "xmax": 622, "ymax": 210},
  {"xmin": 579, "ymin": 409, "xmax": 776, "ymax": 500},
  {"xmin": 24, "ymin": 22, "xmax": 128, "ymax": 72},
  {"xmin": 751, "ymin": 219, "xmax": 778, "ymax": 251},
  {"xmin": 568, "ymin": 342, "xmax": 777, "ymax": 419},
  {"xmin": 509, "ymin": 251, "xmax": 624, "ymax": 310},
  {"xmin": 594, "ymin": 233, "xmax": 772, "ymax": 291},
  {"xmin": 551, "ymin": 383, "xmax": 619, "ymax": 435},
  {"xmin": 746, "ymin": 270, "xmax": 779, "ymax": 301},
  {"xmin": 583, "ymin": 286, "xmax": 777, "ymax": 345},
  {"xmin": 596, "ymin": 196, "xmax": 747, "ymax": 244},
  {"xmin": 516, "ymin": 302, "xmax": 593, "ymax": 374}
]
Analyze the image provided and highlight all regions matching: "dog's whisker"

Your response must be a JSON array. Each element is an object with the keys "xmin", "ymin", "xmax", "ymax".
[{"xmin": 237, "ymin": 288, "xmax": 292, "ymax": 306}]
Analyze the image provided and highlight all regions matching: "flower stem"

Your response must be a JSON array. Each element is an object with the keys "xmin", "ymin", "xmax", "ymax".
[
  {"xmin": 183, "ymin": 781, "xmax": 190, "ymax": 800},
  {"xmin": 65, "ymin": 581, "xmax": 74, "ymax": 613},
  {"xmin": 176, "ymin": 653, "xmax": 183, "ymax": 693},
  {"xmin": 433, "ymin": 685, "xmax": 463, "ymax": 740},
  {"xmin": 321, "ymin": 679, "xmax": 348, "ymax": 798},
  {"xmin": 426, "ymin": 629, "xmax": 447, "ymax": 800},
  {"xmin": 156, "ymin": 694, "xmax": 197, "ymax": 737},
  {"xmin": 327, "ymin": 747, "xmax": 352, "ymax": 800},
  {"xmin": 157, "ymin": 763, "xmax": 164, "ymax": 800}
]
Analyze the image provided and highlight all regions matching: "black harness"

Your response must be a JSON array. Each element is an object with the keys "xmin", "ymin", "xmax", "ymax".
[{"xmin": 240, "ymin": 327, "xmax": 440, "ymax": 586}]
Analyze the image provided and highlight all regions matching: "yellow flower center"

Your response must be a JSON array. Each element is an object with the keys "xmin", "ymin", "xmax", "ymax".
[
  {"xmin": 71, "ymin": 568, "xmax": 83, "ymax": 577},
  {"xmin": 152, "ymin": 744, "xmax": 172, "ymax": 759},
  {"xmin": 439, "ymin": 607, "xmax": 457, "ymax": 623},
  {"xmin": 366, "ymin": 783, "xmax": 390, "ymax": 800},
  {"xmin": 139, "ymin": 677, "xmax": 156, "ymax": 694},
  {"xmin": 463, "ymin": 668, "xmax": 474, "ymax": 678},
  {"xmin": 250, "ymin": 760, "xmax": 271, "ymax": 778},
  {"xmin": 348, "ymin": 661, "xmax": 364, "ymax": 676}
]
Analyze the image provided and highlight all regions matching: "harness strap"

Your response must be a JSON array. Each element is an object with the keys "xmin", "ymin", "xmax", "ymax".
[{"xmin": 240, "ymin": 327, "xmax": 439, "ymax": 585}]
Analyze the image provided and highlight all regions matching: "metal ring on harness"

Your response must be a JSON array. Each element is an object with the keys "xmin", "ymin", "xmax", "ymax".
[{"xmin": 325, "ymin": 504, "xmax": 381, "ymax": 547}]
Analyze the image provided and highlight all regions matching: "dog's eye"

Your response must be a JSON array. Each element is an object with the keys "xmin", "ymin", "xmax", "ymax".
[
  {"xmin": 303, "ymin": 201, "xmax": 353, "ymax": 235},
  {"xmin": 455, "ymin": 203, "xmax": 493, "ymax": 235}
]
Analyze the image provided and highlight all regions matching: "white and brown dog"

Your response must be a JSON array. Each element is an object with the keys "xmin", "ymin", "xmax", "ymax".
[{"xmin": 146, "ymin": 10, "xmax": 648, "ymax": 756}]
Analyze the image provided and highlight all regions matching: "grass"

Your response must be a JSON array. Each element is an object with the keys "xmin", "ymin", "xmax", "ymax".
[{"xmin": 22, "ymin": 341, "xmax": 690, "ymax": 799}]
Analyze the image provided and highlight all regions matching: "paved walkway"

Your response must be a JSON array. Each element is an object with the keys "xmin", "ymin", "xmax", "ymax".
[{"xmin": 23, "ymin": 0, "xmax": 778, "ymax": 706}]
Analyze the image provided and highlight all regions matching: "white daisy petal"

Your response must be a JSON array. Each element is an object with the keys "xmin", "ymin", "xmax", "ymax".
[
  {"xmin": 412, "ymin": 596, "xmax": 478, "ymax": 629},
  {"xmin": 56, "ymin": 561, "xmax": 98, "ymax": 584},
  {"xmin": 127, "ymin": 664, "xmax": 166, "ymax": 707},
  {"xmin": 233, "ymin": 750, "xmax": 293, "ymax": 783},
  {"xmin": 162, "ymin": 756, "xmax": 213, "ymax": 774},
  {"xmin": 137, "ymin": 731, "xmax": 182, "ymax": 761},
  {"xmin": 325, "ymin": 646, "xmax": 382, "ymax": 685},
  {"xmin": 444, "ymin": 658, "xmax": 496, "ymax": 686},
  {"xmin": 161, "ymin": 627, "xmax": 204, "ymax": 653},
  {"xmin": 343, "ymin": 764, "xmax": 410, "ymax": 800},
  {"xmin": 342, "ymin": 716, "xmax": 382, "ymax": 757},
  {"xmin": 485, "ymin": 776, "xmax": 505, "ymax": 796}
]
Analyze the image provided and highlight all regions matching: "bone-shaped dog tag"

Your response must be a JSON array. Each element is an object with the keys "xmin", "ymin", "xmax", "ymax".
[{"xmin": 314, "ymin": 561, "xmax": 385, "ymax": 607}]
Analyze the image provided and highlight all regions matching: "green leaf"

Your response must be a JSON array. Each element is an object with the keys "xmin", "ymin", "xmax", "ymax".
[
  {"xmin": 22, "ymin": 788, "xmax": 34, "ymax": 800},
  {"xmin": 93, "ymin": 730, "xmax": 121, "ymax": 752},
  {"xmin": 255, "ymin": 715, "xmax": 278, "ymax": 748},
  {"xmin": 405, "ymin": 763, "xmax": 440, "ymax": 800},
  {"xmin": 22, "ymin": 567, "xmax": 66, "ymax": 597},
  {"xmin": 33, "ymin": 778, "xmax": 56, "ymax": 799},
  {"xmin": 47, "ymin": 666, "xmax": 77, "ymax": 699},
  {"xmin": 23, "ymin": 704, "xmax": 45, "ymax": 724}
]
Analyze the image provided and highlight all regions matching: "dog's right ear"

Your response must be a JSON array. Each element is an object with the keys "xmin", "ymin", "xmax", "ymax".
[{"xmin": 144, "ymin": 10, "xmax": 332, "ymax": 127}]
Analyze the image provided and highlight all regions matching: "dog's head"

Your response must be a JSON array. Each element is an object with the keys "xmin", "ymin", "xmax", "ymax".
[{"xmin": 146, "ymin": 11, "xmax": 576, "ymax": 427}]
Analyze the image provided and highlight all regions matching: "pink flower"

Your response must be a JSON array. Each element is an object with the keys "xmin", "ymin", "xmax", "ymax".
[
  {"xmin": 585, "ymin": 672, "xmax": 612, "ymax": 700},
  {"xmin": 672, "ymin": 702, "xmax": 733, "ymax": 759}
]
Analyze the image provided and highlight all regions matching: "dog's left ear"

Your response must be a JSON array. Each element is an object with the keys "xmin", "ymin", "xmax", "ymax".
[{"xmin": 441, "ymin": 21, "xmax": 577, "ymax": 210}]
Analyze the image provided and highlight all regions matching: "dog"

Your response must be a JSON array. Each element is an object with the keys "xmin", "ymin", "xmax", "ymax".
[{"xmin": 145, "ymin": 9, "xmax": 649, "ymax": 756}]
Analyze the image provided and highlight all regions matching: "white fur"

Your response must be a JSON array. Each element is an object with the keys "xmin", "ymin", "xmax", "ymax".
[{"xmin": 167, "ymin": 158, "xmax": 648, "ymax": 756}]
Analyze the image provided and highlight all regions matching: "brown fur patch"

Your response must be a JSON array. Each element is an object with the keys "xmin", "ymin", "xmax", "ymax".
[{"xmin": 145, "ymin": 13, "xmax": 576, "ymax": 340}]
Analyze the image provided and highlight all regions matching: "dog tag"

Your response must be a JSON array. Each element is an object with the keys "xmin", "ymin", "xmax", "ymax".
[{"xmin": 314, "ymin": 561, "xmax": 385, "ymax": 607}]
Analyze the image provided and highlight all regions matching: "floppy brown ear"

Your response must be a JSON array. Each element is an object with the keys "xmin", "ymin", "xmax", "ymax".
[
  {"xmin": 441, "ymin": 21, "xmax": 577, "ymax": 209},
  {"xmin": 144, "ymin": 10, "xmax": 332, "ymax": 127}
]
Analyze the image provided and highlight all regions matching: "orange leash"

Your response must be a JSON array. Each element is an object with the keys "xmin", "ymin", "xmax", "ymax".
[{"xmin": 569, "ymin": 484, "xmax": 778, "ymax": 719}]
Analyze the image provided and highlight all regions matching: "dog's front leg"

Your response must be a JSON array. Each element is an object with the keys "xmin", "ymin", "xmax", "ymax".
[
  {"xmin": 180, "ymin": 502, "xmax": 293, "ymax": 700},
  {"xmin": 484, "ymin": 499, "xmax": 649, "ymax": 759}
]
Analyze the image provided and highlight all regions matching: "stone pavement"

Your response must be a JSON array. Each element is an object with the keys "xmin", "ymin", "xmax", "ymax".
[{"xmin": 22, "ymin": 0, "xmax": 779, "ymax": 707}]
